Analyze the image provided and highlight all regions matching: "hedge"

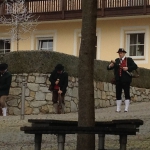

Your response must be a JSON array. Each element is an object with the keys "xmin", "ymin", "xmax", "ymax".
[{"xmin": 0, "ymin": 51, "xmax": 149, "ymax": 88}]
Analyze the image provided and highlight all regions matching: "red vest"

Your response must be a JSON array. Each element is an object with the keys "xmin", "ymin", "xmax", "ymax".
[
  {"xmin": 54, "ymin": 85, "xmax": 59, "ymax": 90},
  {"xmin": 119, "ymin": 58, "xmax": 127, "ymax": 76}
]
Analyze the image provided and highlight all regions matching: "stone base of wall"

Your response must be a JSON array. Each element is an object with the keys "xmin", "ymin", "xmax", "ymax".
[{"xmin": 5, "ymin": 73, "xmax": 150, "ymax": 115}]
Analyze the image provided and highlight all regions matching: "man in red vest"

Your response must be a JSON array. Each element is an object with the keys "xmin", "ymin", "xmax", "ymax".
[{"xmin": 107, "ymin": 48, "xmax": 137, "ymax": 112}]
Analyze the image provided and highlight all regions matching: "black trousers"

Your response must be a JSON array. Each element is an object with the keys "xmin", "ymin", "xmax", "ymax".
[
  {"xmin": 52, "ymin": 90, "xmax": 65, "ymax": 104},
  {"xmin": 116, "ymin": 81, "xmax": 131, "ymax": 100}
]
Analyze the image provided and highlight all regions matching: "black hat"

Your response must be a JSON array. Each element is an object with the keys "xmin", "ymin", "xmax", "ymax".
[
  {"xmin": 55, "ymin": 64, "xmax": 64, "ymax": 71},
  {"xmin": 0, "ymin": 63, "xmax": 8, "ymax": 71},
  {"xmin": 117, "ymin": 48, "xmax": 127, "ymax": 53}
]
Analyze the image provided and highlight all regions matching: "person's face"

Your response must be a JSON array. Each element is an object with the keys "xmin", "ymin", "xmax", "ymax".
[
  {"xmin": 57, "ymin": 70, "xmax": 62, "ymax": 74},
  {"xmin": 118, "ymin": 52, "xmax": 126, "ymax": 58}
]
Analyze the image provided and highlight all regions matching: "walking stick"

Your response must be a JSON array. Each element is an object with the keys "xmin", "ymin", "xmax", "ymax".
[{"xmin": 57, "ymin": 93, "xmax": 62, "ymax": 114}]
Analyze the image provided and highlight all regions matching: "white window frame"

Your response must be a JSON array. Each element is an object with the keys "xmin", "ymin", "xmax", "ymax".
[
  {"xmin": 120, "ymin": 26, "xmax": 149, "ymax": 64},
  {"xmin": 126, "ymin": 31, "xmax": 145, "ymax": 59},
  {"xmin": 74, "ymin": 28, "xmax": 101, "ymax": 60},
  {"xmin": 38, "ymin": 37, "xmax": 53, "ymax": 51},
  {"xmin": 0, "ymin": 39, "xmax": 11, "ymax": 54},
  {"xmin": 31, "ymin": 30, "xmax": 57, "ymax": 51}
]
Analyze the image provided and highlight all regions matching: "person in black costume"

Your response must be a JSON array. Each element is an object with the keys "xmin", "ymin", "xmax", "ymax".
[
  {"xmin": 49, "ymin": 64, "xmax": 68, "ymax": 113},
  {"xmin": 107, "ymin": 48, "xmax": 137, "ymax": 112},
  {"xmin": 0, "ymin": 63, "xmax": 12, "ymax": 116}
]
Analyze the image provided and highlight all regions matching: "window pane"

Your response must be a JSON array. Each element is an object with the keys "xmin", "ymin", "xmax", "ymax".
[
  {"xmin": 138, "ymin": 33, "xmax": 144, "ymax": 44},
  {"xmin": 0, "ymin": 40, "xmax": 10, "ymax": 54},
  {"xmin": 0, "ymin": 40, "xmax": 4, "ymax": 49},
  {"xmin": 38, "ymin": 39, "xmax": 53, "ymax": 50},
  {"xmin": 48, "ymin": 40, "xmax": 53, "ymax": 48},
  {"xmin": 137, "ymin": 45, "xmax": 144, "ymax": 56},
  {"xmin": 128, "ymin": 33, "xmax": 145, "ymax": 57},
  {"xmin": 130, "ymin": 34, "xmax": 137, "ymax": 44},
  {"xmin": 129, "ymin": 45, "xmax": 136, "ymax": 56},
  {"xmin": 5, "ymin": 41, "xmax": 10, "ymax": 49},
  {"xmin": 41, "ymin": 40, "xmax": 47, "ymax": 49}
]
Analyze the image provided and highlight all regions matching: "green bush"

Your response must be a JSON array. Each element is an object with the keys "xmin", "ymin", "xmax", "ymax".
[
  {"xmin": 0, "ymin": 51, "xmax": 149, "ymax": 88},
  {"xmin": 0, "ymin": 51, "xmax": 78, "ymax": 76}
]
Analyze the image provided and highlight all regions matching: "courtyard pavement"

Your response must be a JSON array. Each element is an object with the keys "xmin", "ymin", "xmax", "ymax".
[{"xmin": 0, "ymin": 101, "xmax": 150, "ymax": 150}]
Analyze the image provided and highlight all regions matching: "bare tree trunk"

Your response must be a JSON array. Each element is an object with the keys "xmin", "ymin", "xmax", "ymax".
[{"xmin": 77, "ymin": 0, "xmax": 97, "ymax": 150}]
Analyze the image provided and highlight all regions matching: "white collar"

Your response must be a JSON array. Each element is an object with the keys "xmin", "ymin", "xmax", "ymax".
[{"xmin": 121, "ymin": 56, "xmax": 126, "ymax": 60}]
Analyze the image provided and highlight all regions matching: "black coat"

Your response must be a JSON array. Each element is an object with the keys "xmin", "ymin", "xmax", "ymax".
[
  {"xmin": 49, "ymin": 70, "xmax": 68, "ymax": 94},
  {"xmin": 0, "ymin": 71, "xmax": 12, "ymax": 96},
  {"xmin": 107, "ymin": 57, "xmax": 138, "ymax": 83}
]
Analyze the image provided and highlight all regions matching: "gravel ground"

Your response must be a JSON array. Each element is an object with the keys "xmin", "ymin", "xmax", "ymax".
[{"xmin": 0, "ymin": 101, "xmax": 150, "ymax": 150}]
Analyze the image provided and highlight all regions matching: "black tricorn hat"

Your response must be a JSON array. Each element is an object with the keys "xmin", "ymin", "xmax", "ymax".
[
  {"xmin": 55, "ymin": 64, "xmax": 64, "ymax": 71},
  {"xmin": 0, "ymin": 63, "xmax": 8, "ymax": 71},
  {"xmin": 117, "ymin": 48, "xmax": 127, "ymax": 53}
]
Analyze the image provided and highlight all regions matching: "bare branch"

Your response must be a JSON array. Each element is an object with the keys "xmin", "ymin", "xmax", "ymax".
[{"xmin": 0, "ymin": 0, "xmax": 39, "ymax": 49}]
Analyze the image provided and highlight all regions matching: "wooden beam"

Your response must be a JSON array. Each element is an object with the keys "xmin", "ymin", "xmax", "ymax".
[
  {"xmin": 143, "ymin": 0, "xmax": 147, "ymax": 14},
  {"xmin": 101, "ymin": 0, "xmax": 105, "ymax": 16}
]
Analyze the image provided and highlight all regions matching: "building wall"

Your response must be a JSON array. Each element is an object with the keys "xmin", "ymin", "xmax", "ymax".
[
  {"xmin": 98, "ymin": 17, "xmax": 150, "ymax": 68},
  {"xmin": 7, "ymin": 73, "xmax": 150, "ymax": 116},
  {"xmin": 0, "ymin": 16, "xmax": 150, "ymax": 68}
]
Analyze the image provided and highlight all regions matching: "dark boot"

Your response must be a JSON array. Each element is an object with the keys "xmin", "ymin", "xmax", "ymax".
[{"xmin": 60, "ymin": 103, "xmax": 65, "ymax": 114}]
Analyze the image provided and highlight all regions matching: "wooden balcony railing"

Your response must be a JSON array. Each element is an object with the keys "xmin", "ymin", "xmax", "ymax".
[{"xmin": 0, "ymin": 0, "xmax": 150, "ymax": 21}]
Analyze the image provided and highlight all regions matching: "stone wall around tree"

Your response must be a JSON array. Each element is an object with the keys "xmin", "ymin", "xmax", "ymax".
[{"xmin": 6, "ymin": 73, "xmax": 150, "ymax": 115}]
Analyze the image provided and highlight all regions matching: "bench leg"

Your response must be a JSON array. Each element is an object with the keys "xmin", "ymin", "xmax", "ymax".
[
  {"xmin": 57, "ymin": 134, "xmax": 65, "ymax": 150},
  {"xmin": 98, "ymin": 134, "xmax": 105, "ymax": 150},
  {"xmin": 34, "ymin": 134, "xmax": 42, "ymax": 150},
  {"xmin": 119, "ymin": 135, "xmax": 127, "ymax": 150}
]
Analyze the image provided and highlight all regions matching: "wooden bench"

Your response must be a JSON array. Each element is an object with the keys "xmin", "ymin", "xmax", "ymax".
[{"xmin": 20, "ymin": 119, "xmax": 143, "ymax": 150}]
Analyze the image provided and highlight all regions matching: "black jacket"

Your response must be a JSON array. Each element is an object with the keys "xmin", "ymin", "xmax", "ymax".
[
  {"xmin": 0, "ymin": 71, "xmax": 12, "ymax": 96},
  {"xmin": 107, "ymin": 57, "xmax": 138, "ymax": 83},
  {"xmin": 49, "ymin": 70, "xmax": 68, "ymax": 94}
]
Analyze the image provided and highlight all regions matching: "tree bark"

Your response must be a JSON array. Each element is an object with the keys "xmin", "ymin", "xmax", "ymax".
[{"xmin": 77, "ymin": 0, "xmax": 97, "ymax": 150}]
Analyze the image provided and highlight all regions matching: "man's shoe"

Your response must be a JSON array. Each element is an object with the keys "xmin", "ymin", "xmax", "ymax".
[{"xmin": 116, "ymin": 110, "xmax": 121, "ymax": 113}]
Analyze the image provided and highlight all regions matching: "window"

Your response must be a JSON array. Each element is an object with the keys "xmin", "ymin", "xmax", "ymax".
[
  {"xmin": 0, "ymin": 39, "xmax": 11, "ymax": 54},
  {"xmin": 127, "ymin": 33, "xmax": 144, "ymax": 57},
  {"xmin": 76, "ymin": 36, "xmax": 81, "ymax": 56},
  {"xmin": 121, "ymin": 26, "xmax": 148, "ymax": 63},
  {"xmin": 74, "ymin": 29, "xmax": 100, "ymax": 60},
  {"xmin": 33, "ymin": 30, "xmax": 56, "ymax": 51},
  {"xmin": 38, "ymin": 39, "xmax": 53, "ymax": 51},
  {"xmin": 77, "ymin": 37, "xmax": 97, "ymax": 59}
]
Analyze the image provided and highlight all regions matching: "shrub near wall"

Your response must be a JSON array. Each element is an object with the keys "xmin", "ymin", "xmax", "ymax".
[{"xmin": 1, "ymin": 51, "xmax": 150, "ymax": 115}]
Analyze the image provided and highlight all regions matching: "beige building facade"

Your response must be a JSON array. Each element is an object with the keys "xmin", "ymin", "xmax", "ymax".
[{"xmin": 0, "ymin": 15, "xmax": 150, "ymax": 68}]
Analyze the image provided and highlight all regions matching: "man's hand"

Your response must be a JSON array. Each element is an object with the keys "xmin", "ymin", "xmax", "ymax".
[
  {"xmin": 109, "ymin": 63, "xmax": 114, "ymax": 68},
  {"xmin": 111, "ymin": 60, "xmax": 115, "ymax": 63},
  {"xmin": 55, "ymin": 79, "xmax": 59, "ymax": 85},
  {"xmin": 123, "ymin": 67, "xmax": 128, "ymax": 71},
  {"xmin": 58, "ymin": 90, "xmax": 62, "ymax": 94},
  {"xmin": 109, "ymin": 60, "xmax": 115, "ymax": 68}
]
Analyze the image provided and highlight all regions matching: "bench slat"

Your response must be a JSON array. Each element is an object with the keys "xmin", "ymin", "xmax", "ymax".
[
  {"xmin": 28, "ymin": 119, "xmax": 143, "ymax": 128},
  {"xmin": 20, "ymin": 126, "xmax": 138, "ymax": 135}
]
